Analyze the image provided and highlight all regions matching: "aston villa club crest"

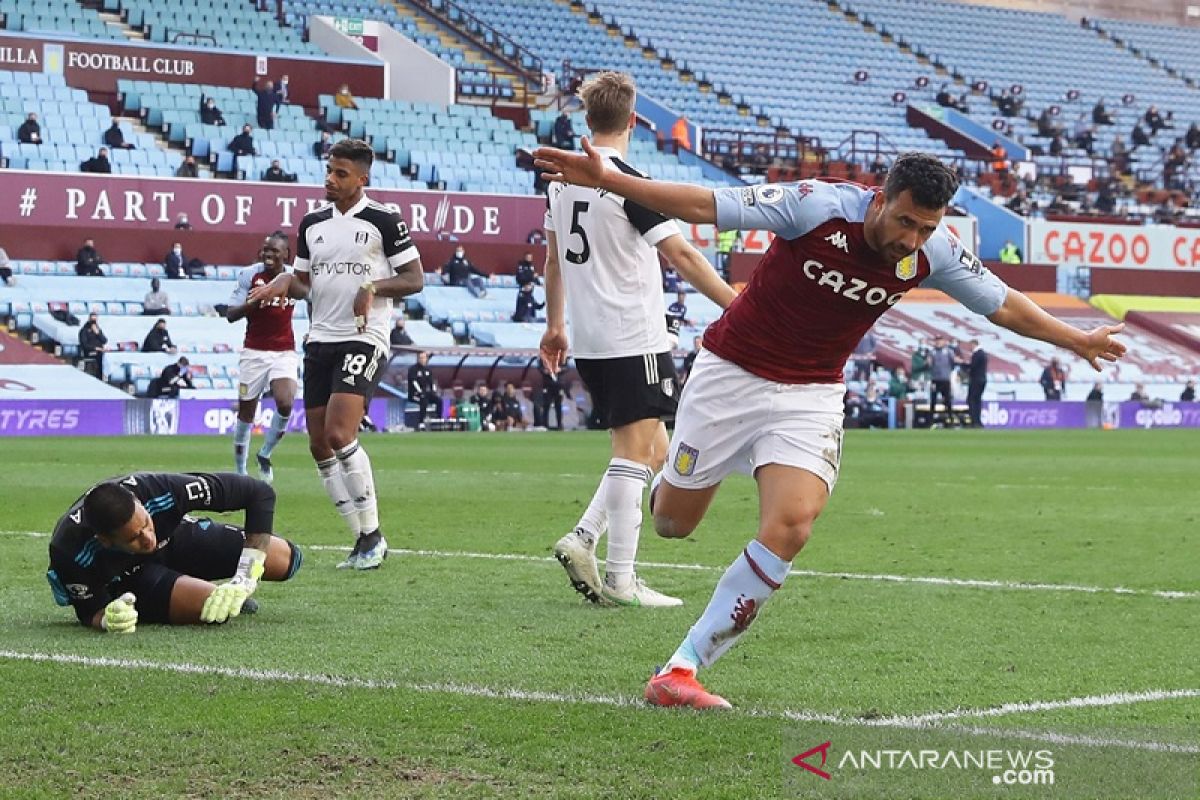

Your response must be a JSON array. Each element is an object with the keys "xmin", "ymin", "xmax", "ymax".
[
  {"xmin": 673, "ymin": 443, "xmax": 700, "ymax": 476},
  {"xmin": 895, "ymin": 254, "xmax": 917, "ymax": 281}
]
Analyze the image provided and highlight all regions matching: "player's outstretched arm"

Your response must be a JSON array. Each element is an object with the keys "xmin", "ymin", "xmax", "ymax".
[
  {"xmin": 656, "ymin": 234, "xmax": 737, "ymax": 310},
  {"xmin": 987, "ymin": 289, "xmax": 1127, "ymax": 370},
  {"xmin": 535, "ymin": 136, "xmax": 718, "ymax": 224},
  {"xmin": 538, "ymin": 231, "xmax": 569, "ymax": 375}
]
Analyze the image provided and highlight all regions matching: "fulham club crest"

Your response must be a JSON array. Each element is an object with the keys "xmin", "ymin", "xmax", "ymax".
[
  {"xmin": 355, "ymin": 231, "xmax": 369, "ymax": 245},
  {"xmin": 895, "ymin": 254, "xmax": 917, "ymax": 281}
]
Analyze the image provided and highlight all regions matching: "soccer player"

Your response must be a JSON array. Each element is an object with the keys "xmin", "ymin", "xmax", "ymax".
[
  {"xmin": 540, "ymin": 71, "xmax": 737, "ymax": 608},
  {"xmin": 226, "ymin": 232, "xmax": 298, "ymax": 482},
  {"xmin": 46, "ymin": 472, "xmax": 302, "ymax": 632},
  {"xmin": 249, "ymin": 138, "xmax": 423, "ymax": 570},
  {"xmin": 534, "ymin": 145, "xmax": 1127, "ymax": 706}
]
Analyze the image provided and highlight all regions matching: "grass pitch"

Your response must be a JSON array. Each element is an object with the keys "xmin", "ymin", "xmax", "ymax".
[{"xmin": 0, "ymin": 430, "xmax": 1196, "ymax": 798}]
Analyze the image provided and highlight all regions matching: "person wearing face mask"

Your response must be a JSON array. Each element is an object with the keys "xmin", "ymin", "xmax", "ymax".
[
  {"xmin": 164, "ymin": 242, "xmax": 186, "ymax": 280},
  {"xmin": 441, "ymin": 246, "xmax": 488, "ymax": 298},
  {"xmin": 45, "ymin": 472, "xmax": 302, "ymax": 632}
]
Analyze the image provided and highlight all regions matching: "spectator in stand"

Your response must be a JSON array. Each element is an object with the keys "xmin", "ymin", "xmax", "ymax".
[
  {"xmin": 1039, "ymin": 357, "xmax": 1068, "ymax": 400},
  {"xmin": 955, "ymin": 92, "xmax": 970, "ymax": 113},
  {"xmin": 935, "ymin": 83, "xmax": 955, "ymax": 108},
  {"xmin": 999, "ymin": 240, "xmax": 1021, "ymax": 263},
  {"xmin": 1131, "ymin": 121, "xmax": 1150, "ymax": 150},
  {"xmin": 1086, "ymin": 382, "xmax": 1104, "ymax": 402},
  {"xmin": 1037, "ymin": 107, "xmax": 1060, "ymax": 138},
  {"xmin": 1049, "ymin": 133, "xmax": 1064, "ymax": 157},
  {"xmin": 174, "ymin": 213, "xmax": 192, "ymax": 230},
  {"xmin": 910, "ymin": 338, "xmax": 931, "ymax": 389},
  {"xmin": 104, "ymin": 121, "xmax": 134, "ymax": 150},
  {"xmin": 928, "ymin": 335, "xmax": 957, "ymax": 423},
  {"xmin": 515, "ymin": 252, "xmax": 539, "ymax": 287},
  {"xmin": 334, "ymin": 84, "xmax": 358, "ymax": 110},
  {"xmin": 997, "ymin": 88, "xmax": 1018, "ymax": 117},
  {"xmin": 75, "ymin": 238, "xmax": 104, "ymax": 277},
  {"xmin": 175, "ymin": 155, "xmax": 199, "ymax": 178},
  {"xmin": 538, "ymin": 359, "xmax": 565, "ymax": 430},
  {"xmin": 1109, "ymin": 135, "xmax": 1129, "ymax": 174},
  {"xmin": 81, "ymin": 147, "xmax": 112, "ymax": 174},
  {"xmin": 262, "ymin": 159, "xmax": 292, "ymax": 182},
  {"xmin": 1129, "ymin": 383, "xmax": 1150, "ymax": 402},
  {"xmin": 1072, "ymin": 114, "xmax": 1094, "ymax": 155},
  {"xmin": 470, "ymin": 383, "xmax": 494, "ymax": 430},
  {"xmin": 1144, "ymin": 105, "xmax": 1166, "ymax": 135},
  {"xmin": 681, "ymin": 334, "xmax": 703, "ymax": 385},
  {"xmin": 1092, "ymin": 98, "xmax": 1113, "ymax": 125},
  {"xmin": 276, "ymin": 74, "xmax": 290, "ymax": 105},
  {"xmin": 990, "ymin": 141, "xmax": 1009, "ymax": 177},
  {"xmin": 200, "ymin": 96, "xmax": 226, "ymax": 126},
  {"xmin": 78, "ymin": 312, "xmax": 107, "ymax": 363},
  {"xmin": 1187, "ymin": 123, "xmax": 1200, "ymax": 151},
  {"xmin": 859, "ymin": 384, "xmax": 889, "ymax": 429},
  {"xmin": 851, "ymin": 330, "xmax": 877, "ymax": 382},
  {"xmin": 0, "ymin": 244, "xmax": 12, "ymax": 286},
  {"xmin": 502, "ymin": 383, "xmax": 527, "ymax": 431},
  {"xmin": 551, "ymin": 111, "xmax": 576, "ymax": 150},
  {"xmin": 1181, "ymin": 379, "xmax": 1196, "ymax": 402},
  {"xmin": 1095, "ymin": 181, "xmax": 1116, "ymax": 214},
  {"xmin": 229, "ymin": 125, "xmax": 256, "ymax": 157},
  {"xmin": 143, "ymin": 278, "xmax": 170, "ymax": 316},
  {"xmin": 512, "ymin": 282, "xmax": 545, "ymax": 323},
  {"xmin": 661, "ymin": 264, "xmax": 681, "ymax": 293},
  {"xmin": 888, "ymin": 366, "xmax": 913, "ymax": 400},
  {"xmin": 406, "ymin": 351, "xmax": 440, "ymax": 427},
  {"xmin": 1006, "ymin": 186, "xmax": 1031, "ymax": 216},
  {"xmin": 254, "ymin": 80, "xmax": 277, "ymax": 130},
  {"xmin": 390, "ymin": 318, "xmax": 413, "ymax": 348},
  {"xmin": 142, "ymin": 318, "xmax": 177, "ymax": 354},
  {"xmin": 1164, "ymin": 142, "xmax": 1188, "ymax": 191},
  {"xmin": 488, "ymin": 390, "xmax": 510, "ymax": 431},
  {"xmin": 147, "ymin": 357, "xmax": 193, "ymax": 398},
  {"xmin": 441, "ymin": 246, "xmax": 488, "ymax": 298},
  {"xmin": 164, "ymin": 243, "xmax": 186, "ymax": 280},
  {"xmin": 313, "ymin": 130, "xmax": 333, "ymax": 159},
  {"xmin": 963, "ymin": 339, "xmax": 987, "ymax": 427},
  {"xmin": 17, "ymin": 113, "xmax": 41, "ymax": 144},
  {"xmin": 671, "ymin": 115, "xmax": 692, "ymax": 153}
]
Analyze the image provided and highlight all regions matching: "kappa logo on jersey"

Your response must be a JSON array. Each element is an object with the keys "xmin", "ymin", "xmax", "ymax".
[
  {"xmin": 673, "ymin": 442, "xmax": 700, "ymax": 476},
  {"xmin": 824, "ymin": 231, "xmax": 850, "ymax": 253},
  {"xmin": 895, "ymin": 254, "xmax": 917, "ymax": 280},
  {"xmin": 355, "ymin": 231, "xmax": 369, "ymax": 245}
]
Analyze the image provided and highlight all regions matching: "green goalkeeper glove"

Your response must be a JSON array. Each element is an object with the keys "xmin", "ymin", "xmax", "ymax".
[
  {"xmin": 102, "ymin": 592, "xmax": 138, "ymax": 634},
  {"xmin": 200, "ymin": 548, "xmax": 265, "ymax": 624}
]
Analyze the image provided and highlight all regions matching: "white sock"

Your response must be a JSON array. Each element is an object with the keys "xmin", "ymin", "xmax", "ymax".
[
  {"xmin": 316, "ymin": 456, "xmax": 359, "ymax": 537},
  {"xmin": 666, "ymin": 539, "xmax": 791, "ymax": 672},
  {"xmin": 336, "ymin": 439, "xmax": 379, "ymax": 535},
  {"xmin": 576, "ymin": 478, "xmax": 607, "ymax": 541},
  {"xmin": 233, "ymin": 420, "xmax": 252, "ymax": 474},
  {"xmin": 602, "ymin": 458, "xmax": 653, "ymax": 585},
  {"xmin": 259, "ymin": 411, "xmax": 289, "ymax": 458}
]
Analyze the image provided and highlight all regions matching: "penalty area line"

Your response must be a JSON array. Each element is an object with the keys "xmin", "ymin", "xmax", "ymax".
[
  {"xmin": 1, "ymin": 650, "xmax": 1195, "ymax": 754},
  {"xmin": 3, "ymin": 531, "xmax": 1196, "ymax": 601}
]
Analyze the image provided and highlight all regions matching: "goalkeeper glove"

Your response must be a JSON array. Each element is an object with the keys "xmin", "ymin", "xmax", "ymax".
[
  {"xmin": 200, "ymin": 548, "xmax": 266, "ymax": 624},
  {"xmin": 102, "ymin": 592, "xmax": 138, "ymax": 634}
]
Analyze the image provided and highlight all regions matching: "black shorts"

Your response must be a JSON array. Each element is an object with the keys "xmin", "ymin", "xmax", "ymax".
[
  {"xmin": 115, "ymin": 518, "xmax": 245, "ymax": 624},
  {"xmin": 303, "ymin": 340, "xmax": 388, "ymax": 409},
  {"xmin": 575, "ymin": 352, "xmax": 679, "ymax": 429}
]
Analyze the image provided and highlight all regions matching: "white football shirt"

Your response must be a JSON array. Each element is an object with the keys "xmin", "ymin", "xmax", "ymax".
[
  {"xmin": 544, "ymin": 146, "xmax": 679, "ymax": 359},
  {"xmin": 293, "ymin": 192, "xmax": 420, "ymax": 353}
]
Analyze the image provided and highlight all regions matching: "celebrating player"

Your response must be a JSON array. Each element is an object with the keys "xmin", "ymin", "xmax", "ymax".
[
  {"xmin": 534, "ymin": 145, "xmax": 1127, "ymax": 707},
  {"xmin": 46, "ymin": 472, "xmax": 302, "ymax": 632},
  {"xmin": 249, "ymin": 139, "xmax": 423, "ymax": 570},
  {"xmin": 541, "ymin": 71, "xmax": 736, "ymax": 608},
  {"xmin": 225, "ymin": 232, "xmax": 298, "ymax": 482}
]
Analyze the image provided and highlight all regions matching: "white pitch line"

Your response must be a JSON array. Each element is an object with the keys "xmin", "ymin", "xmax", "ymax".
[
  {"xmin": 1, "ymin": 650, "xmax": 1194, "ymax": 754},
  {"xmin": 880, "ymin": 688, "xmax": 1200, "ymax": 727},
  {"xmin": 6, "ymin": 531, "xmax": 1196, "ymax": 600}
]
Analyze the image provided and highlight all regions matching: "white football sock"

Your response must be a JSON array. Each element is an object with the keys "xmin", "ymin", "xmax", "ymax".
[
  {"xmin": 258, "ymin": 411, "xmax": 289, "ymax": 458},
  {"xmin": 336, "ymin": 439, "xmax": 379, "ymax": 535},
  {"xmin": 668, "ymin": 539, "xmax": 792, "ymax": 671},
  {"xmin": 602, "ymin": 458, "xmax": 653, "ymax": 585},
  {"xmin": 233, "ymin": 420, "xmax": 252, "ymax": 474},
  {"xmin": 316, "ymin": 456, "xmax": 359, "ymax": 537},
  {"xmin": 576, "ymin": 478, "xmax": 607, "ymax": 541}
]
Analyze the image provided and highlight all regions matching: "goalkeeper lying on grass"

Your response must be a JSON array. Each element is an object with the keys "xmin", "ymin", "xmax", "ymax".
[{"xmin": 47, "ymin": 472, "xmax": 302, "ymax": 633}]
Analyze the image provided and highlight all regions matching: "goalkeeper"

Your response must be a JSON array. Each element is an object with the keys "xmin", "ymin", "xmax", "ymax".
[{"xmin": 46, "ymin": 472, "xmax": 301, "ymax": 633}]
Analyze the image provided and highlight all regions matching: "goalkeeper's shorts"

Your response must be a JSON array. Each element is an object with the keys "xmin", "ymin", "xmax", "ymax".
[{"xmin": 115, "ymin": 518, "xmax": 247, "ymax": 623}]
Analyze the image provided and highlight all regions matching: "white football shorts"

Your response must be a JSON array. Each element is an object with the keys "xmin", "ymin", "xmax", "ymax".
[
  {"xmin": 238, "ymin": 348, "xmax": 299, "ymax": 401},
  {"xmin": 664, "ymin": 349, "xmax": 845, "ymax": 494}
]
